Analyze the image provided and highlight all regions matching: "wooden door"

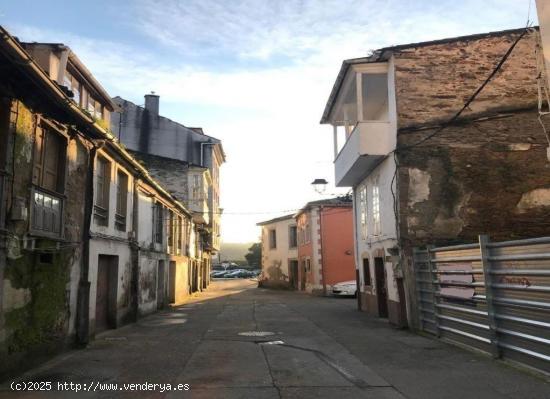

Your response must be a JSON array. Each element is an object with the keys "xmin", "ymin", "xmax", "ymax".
[
  {"xmin": 374, "ymin": 257, "xmax": 388, "ymax": 318},
  {"xmin": 157, "ymin": 260, "xmax": 165, "ymax": 309},
  {"xmin": 169, "ymin": 261, "xmax": 176, "ymax": 304},
  {"xmin": 95, "ymin": 256, "xmax": 110, "ymax": 333},
  {"xmin": 289, "ymin": 260, "xmax": 299, "ymax": 290}
]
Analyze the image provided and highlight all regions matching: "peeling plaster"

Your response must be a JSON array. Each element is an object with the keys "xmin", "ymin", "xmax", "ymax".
[
  {"xmin": 507, "ymin": 143, "xmax": 532, "ymax": 151},
  {"xmin": 407, "ymin": 168, "xmax": 431, "ymax": 208},
  {"xmin": 517, "ymin": 188, "xmax": 550, "ymax": 212},
  {"xmin": 2, "ymin": 279, "xmax": 31, "ymax": 312}
]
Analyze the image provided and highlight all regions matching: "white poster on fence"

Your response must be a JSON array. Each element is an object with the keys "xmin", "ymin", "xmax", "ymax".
[{"xmin": 438, "ymin": 263, "xmax": 474, "ymax": 299}]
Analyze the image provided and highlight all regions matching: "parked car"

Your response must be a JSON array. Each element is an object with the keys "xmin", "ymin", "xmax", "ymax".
[
  {"xmin": 331, "ymin": 280, "xmax": 357, "ymax": 297},
  {"xmin": 225, "ymin": 269, "xmax": 256, "ymax": 279},
  {"xmin": 211, "ymin": 270, "xmax": 229, "ymax": 278}
]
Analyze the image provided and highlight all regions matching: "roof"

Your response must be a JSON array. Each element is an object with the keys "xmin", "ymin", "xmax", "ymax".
[
  {"xmin": 296, "ymin": 195, "xmax": 353, "ymax": 217},
  {"xmin": 256, "ymin": 214, "xmax": 295, "ymax": 226},
  {"xmin": 20, "ymin": 42, "xmax": 118, "ymax": 111},
  {"xmin": 113, "ymin": 96, "xmax": 226, "ymax": 162},
  {"xmin": 320, "ymin": 26, "xmax": 534, "ymax": 124}
]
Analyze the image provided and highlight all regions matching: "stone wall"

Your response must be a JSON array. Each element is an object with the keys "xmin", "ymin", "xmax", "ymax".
[
  {"xmin": 397, "ymin": 110, "xmax": 550, "ymax": 247},
  {"xmin": 129, "ymin": 151, "xmax": 190, "ymax": 204},
  {"xmin": 393, "ymin": 28, "xmax": 539, "ymax": 129},
  {"xmin": 0, "ymin": 100, "xmax": 88, "ymax": 378}
]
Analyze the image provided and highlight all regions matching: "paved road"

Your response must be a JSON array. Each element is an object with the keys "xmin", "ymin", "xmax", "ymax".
[{"xmin": 1, "ymin": 279, "xmax": 549, "ymax": 398}]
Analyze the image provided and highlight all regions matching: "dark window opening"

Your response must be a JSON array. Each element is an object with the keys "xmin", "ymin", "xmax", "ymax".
[{"xmin": 363, "ymin": 258, "xmax": 371, "ymax": 286}]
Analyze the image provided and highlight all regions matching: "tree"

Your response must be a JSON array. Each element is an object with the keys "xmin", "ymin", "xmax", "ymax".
[{"xmin": 245, "ymin": 242, "xmax": 261, "ymax": 267}]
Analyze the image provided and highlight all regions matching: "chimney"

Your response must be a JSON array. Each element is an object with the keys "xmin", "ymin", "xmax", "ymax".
[{"xmin": 144, "ymin": 92, "xmax": 159, "ymax": 115}]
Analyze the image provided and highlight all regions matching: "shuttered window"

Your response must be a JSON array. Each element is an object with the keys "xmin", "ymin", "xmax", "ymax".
[
  {"xmin": 32, "ymin": 127, "xmax": 65, "ymax": 193},
  {"xmin": 94, "ymin": 156, "xmax": 111, "ymax": 225},
  {"xmin": 31, "ymin": 126, "xmax": 66, "ymax": 237},
  {"xmin": 115, "ymin": 170, "xmax": 128, "ymax": 231}
]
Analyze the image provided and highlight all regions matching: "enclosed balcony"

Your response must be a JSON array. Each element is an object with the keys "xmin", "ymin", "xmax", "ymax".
[
  {"xmin": 322, "ymin": 61, "xmax": 396, "ymax": 187},
  {"xmin": 334, "ymin": 121, "xmax": 393, "ymax": 186}
]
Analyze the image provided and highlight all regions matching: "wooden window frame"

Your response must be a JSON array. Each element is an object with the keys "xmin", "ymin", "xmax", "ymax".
[
  {"xmin": 289, "ymin": 225, "xmax": 297, "ymax": 248},
  {"xmin": 115, "ymin": 169, "xmax": 128, "ymax": 231},
  {"xmin": 363, "ymin": 257, "xmax": 372, "ymax": 286},
  {"xmin": 30, "ymin": 121, "xmax": 67, "ymax": 238},
  {"xmin": 268, "ymin": 228, "xmax": 277, "ymax": 250},
  {"xmin": 153, "ymin": 202, "xmax": 164, "ymax": 245},
  {"xmin": 94, "ymin": 155, "xmax": 111, "ymax": 226}
]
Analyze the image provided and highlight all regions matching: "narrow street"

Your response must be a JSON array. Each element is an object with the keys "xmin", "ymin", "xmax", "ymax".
[{"xmin": 1, "ymin": 280, "xmax": 549, "ymax": 399}]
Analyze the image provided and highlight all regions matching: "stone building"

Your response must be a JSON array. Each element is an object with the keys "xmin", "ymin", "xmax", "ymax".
[
  {"xmin": 0, "ymin": 26, "xmax": 195, "ymax": 378},
  {"xmin": 320, "ymin": 27, "xmax": 550, "ymax": 327},
  {"xmin": 111, "ymin": 95, "xmax": 225, "ymax": 291}
]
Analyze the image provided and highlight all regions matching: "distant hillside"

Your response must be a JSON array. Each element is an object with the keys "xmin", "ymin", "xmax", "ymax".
[{"xmin": 218, "ymin": 242, "xmax": 255, "ymax": 262}]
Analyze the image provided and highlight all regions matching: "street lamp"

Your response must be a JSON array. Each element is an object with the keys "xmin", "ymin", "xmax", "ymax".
[{"xmin": 311, "ymin": 178, "xmax": 328, "ymax": 194}]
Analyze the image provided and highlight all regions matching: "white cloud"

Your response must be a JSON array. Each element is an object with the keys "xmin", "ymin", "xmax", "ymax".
[{"xmin": 5, "ymin": 0, "xmax": 533, "ymax": 242}]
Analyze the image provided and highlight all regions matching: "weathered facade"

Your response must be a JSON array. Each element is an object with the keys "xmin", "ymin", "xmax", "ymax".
[
  {"xmin": 257, "ymin": 215, "xmax": 298, "ymax": 289},
  {"xmin": 0, "ymin": 26, "xmax": 196, "ymax": 378},
  {"xmin": 321, "ymin": 27, "xmax": 550, "ymax": 328},
  {"xmin": 111, "ymin": 95, "xmax": 225, "ymax": 289}
]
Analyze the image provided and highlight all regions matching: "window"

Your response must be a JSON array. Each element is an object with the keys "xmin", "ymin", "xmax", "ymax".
[
  {"xmin": 95, "ymin": 101, "xmax": 103, "ymax": 120},
  {"xmin": 167, "ymin": 210, "xmax": 175, "ymax": 254},
  {"xmin": 153, "ymin": 202, "xmax": 163, "ymax": 244},
  {"xmin": 115, "ymin": 170, "xmax": 128, "ymax": 231},
  {"xmin": 305, "ymin": 222, "xmax": 311, "ymax": 244},
  {"xmin": 306, "ymin": 258, "xmax": 311, "ymax": 272},
  {"xmin": 94, "ymin": 156, "xmax": 111, "ymax": 225},
  {"xmin": 372, "ymin": 182, "xmax": 380, "ymax": 236},
  {"xmin": 33, "ymin": 126, "xmax": 66, "ymax": 193},
  {"xmin": 31, "ymin": 126, "xmax": 66, "ymax": 237},
  {"xmin": 363, "ymin": 258, "xmax": 371, "ymax": 286},
  {"xmin": 87, "ymin": 93, "xmax": 103, "ymax": 119},
  {"xmin": 359, "ymin": 185, "xmax": 368, "ymax": 240},
  {"xmin": 87, "ymin": 95, "xmax": 94, "ymax": 115},
  {"xmin": 269, "ymin": 229, "xmax": 277, "ymax": 249},
  {"xmin": 176, "ymin": 215, "xmax": 183, "ymax": 255},
  {"xmin": 289, "ymin": 225, "xmax": 297, "ymax": 248},
  {"xmin": 192, "ymin": 175, "xmax": 200, "ymax": 200}
]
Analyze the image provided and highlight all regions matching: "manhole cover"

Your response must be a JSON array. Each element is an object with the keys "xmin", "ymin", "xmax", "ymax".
[{"xmin": 238, "ymin": 331, "xmax": 275, "ymax": 337}]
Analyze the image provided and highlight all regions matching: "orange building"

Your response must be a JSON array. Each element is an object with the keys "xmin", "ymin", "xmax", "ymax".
[{"xmin": 295, "ymin": 197, "xmax": 355, "ymax": 295}]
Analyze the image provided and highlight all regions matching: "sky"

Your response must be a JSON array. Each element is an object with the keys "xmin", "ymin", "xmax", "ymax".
[{"xmin": 0, "ymin": 0, "xmax": 535, "ymax": 243}]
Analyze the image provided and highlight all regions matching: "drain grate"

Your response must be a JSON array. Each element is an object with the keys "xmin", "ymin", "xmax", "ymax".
[
  {"xmin": 259, "ymin": 340, "xmax": 284, "ymax": 345},
  {"xmin": 238, "ymin": 331, "xmax": 275, "ymax": 337}
]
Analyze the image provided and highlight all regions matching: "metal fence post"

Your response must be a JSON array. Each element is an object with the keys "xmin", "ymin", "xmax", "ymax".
[
  {"xmin": 426, "ymin": 245, "xmax": 441, "ymax": 338},
  {"xmin": 479, "ymin": 235, "xmax": 500, "ymax": 359}
]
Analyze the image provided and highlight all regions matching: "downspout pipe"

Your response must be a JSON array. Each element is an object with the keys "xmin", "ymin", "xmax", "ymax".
[{"xmin": 76, "ymin": 143, "xmax": 100, "ymax": 345}]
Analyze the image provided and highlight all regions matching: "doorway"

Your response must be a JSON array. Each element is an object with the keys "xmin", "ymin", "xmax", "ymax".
[
  {"xmin": 169, "ymin": 261, "xmax": 177, "ymax": 304},
  {"xmin": 289, "ymin": 260, "xmax": 299, "ymax": 290},
  {"xmin": 300, "ymin": 260, "xmax": 306, "ymax": 291},
  {"xmin": 95, "ymin": 255, "xmax": 118, "ymax": 333},
  {"xmin": 374, "ymin": 257, "xmax": 388, "ymax": 318},
  {"xmin": 157, "ymin": 260, "xmax": 165, "ymax": 309}
]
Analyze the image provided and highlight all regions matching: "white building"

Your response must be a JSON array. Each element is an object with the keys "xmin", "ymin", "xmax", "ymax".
[{"xmin": 320, "ymin": 59, "xmax": 400, "ymax": 322}]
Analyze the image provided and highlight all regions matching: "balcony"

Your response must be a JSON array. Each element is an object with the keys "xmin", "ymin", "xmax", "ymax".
[
  {"xmin": 334, "ymin": 121, "xmax": 394, "ymax": 187},
  {"xmin": 190, "ymin": 198, "xmax": 210, "ymax": 225}
]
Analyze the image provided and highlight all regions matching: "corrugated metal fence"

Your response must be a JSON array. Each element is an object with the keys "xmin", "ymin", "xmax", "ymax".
[{"xmin": 414, "ymin": 236, "xmax": 550, "ymax": 374}]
